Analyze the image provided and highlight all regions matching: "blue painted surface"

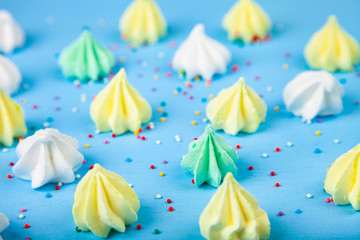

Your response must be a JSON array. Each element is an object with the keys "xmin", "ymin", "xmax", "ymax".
[{"xmin": 0, "ymin": 0, "xmax": 360, "ymax": 239}]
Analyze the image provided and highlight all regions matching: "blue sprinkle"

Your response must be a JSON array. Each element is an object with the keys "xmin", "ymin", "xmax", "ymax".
[
  {"xmin": 339, "ymin": 78, "xmax": 347, "ymax": 84},
  {"xmin": 201, "ymin": 98, "xmax": 207, "ymax": 103},
  {"xmin": 82, "ymin": 26, "xmax": 90, "ymax": 31},
  {"xmin": 46, "ymin": 117, "xmax": 54, "ymax": 123},
  {"xmin": 314, "ymin": 148, "xmax": 322, "ymax": 154},
  {"xmin": 176, "ymin": 87, "xmax": 182, "ymax": 93},
  {"xmin": 45, "ymin": 193, "xmax": 53, "ymax": 198},
  {"xmin": 295, "ymin": 209, "xmax": 303, "ymax": 214},
  {"xmin": 126, "ymin": 157, "xmax": 132, "ymax": 162}
]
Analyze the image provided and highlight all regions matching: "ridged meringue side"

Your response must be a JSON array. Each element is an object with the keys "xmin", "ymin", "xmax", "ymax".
[
  {"xmin": 13, "ymin": 128, "xmax": 84, "ymax": 189},
  {"xmin": 206, "ymin": 77, "xmax": 267, "ymax": 135},
  {"xmin": 0, "ymin": 10, "xmax": 25, "ymax": 53},
  {"xmin": 325, "ymin": 144, "xmax": 360, "ymax": 210},
  {"xmin": 283, "ymin": 71, "xmax": 344, "ymax": 122},
  {"xmin": 0, "ymin": 212, "xmax": 9, "ymax": 240},
  {"xmin": 200, "ymin": 172, "xmax": 270, "ymax": 240},
  {"xmin": 73, "ymin": 164, "xmax": 140, "ymax": 237},
  {"xmin": 0, "ymin": 54, "xmax": 22, "ymax": 95},
  {"xmin": 90, "ymin": 68, "xmax": 152, "ymax": 134},
  {"xmin": 305, "ymin": 15, "xmax": 360, "ymax": 72},
  {"xmin": 0, "ymin": 87, "xmax": 26, "ymax": 147},
  {"xmin": 172, "ymin": 24, "xmax": 231, "ymax": 80},
  {"xmin": 120, "ymin": 0, "xmax": 167, "ymax": 46},
  {"xmin": 181, "ymin": 125, "xmax": 238, "ymax": 187},
  {"xmin": 58, "ymin": 29, "xmax": 114, "ymax": 81},
  {"xmin": 223, "ymin": 0, "xmax": 271, "ymax": 43}
]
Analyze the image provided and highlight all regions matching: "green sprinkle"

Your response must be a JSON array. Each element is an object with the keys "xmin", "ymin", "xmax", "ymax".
[
  {"xmin": 76, "ymin": 227, "xmax": 82, "ymax": 232},
  {"xmin": 154, "ymin": 229, "xmax": 160, "ymax": 234}
]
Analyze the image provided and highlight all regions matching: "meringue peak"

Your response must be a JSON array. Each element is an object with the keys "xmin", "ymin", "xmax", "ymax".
[
  {"xmin": 0, "ymin": 10, "xmax": 25, "ymax": 53},
  {"xmin": 0, "ymin": 54, "xmax": 22, "ymax": 95},
  {"xmin": 181, "ymin": 124, "xmax": 238, "ymax": 187},
  {"xmin": 199, "ymin": 172, "xmax": 270, "ymax": 240},
  {"xmin": 90, "ymin": 68, "xmax": 152, "ymax": 134}
]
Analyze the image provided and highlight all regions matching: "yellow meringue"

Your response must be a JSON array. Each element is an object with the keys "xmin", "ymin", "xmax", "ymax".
[
  {"xmin": 325, "ymin": 144, "xmax": 360, "ymax": 210},
  {"xmin": 200, "ymin": 172, "xmax": 270, "ymax": 240},
  {"xmin": 90, "ymin": 68, "xmax": 152, "ymax": 134},
  {"xmin": 223, "ymin": 0, "xmax": 271, "ymax": 43},
  {"xmin": 119, "ymin": 0, "xmax": 167, "ymax": 46},
  {"xmin": 206, "ymin": 77, "xmax": 267, "ymax": 135},
  {"xmin": 305, "ymin": 15, "xmax": 360, "ymax": 72},
  {"xmin": 73, "ymin": 164, "xmax": 140, "ymax": 237},
  {"xmin": 0, "ymin": 87, "xmax": 26, "ymax": 146}
]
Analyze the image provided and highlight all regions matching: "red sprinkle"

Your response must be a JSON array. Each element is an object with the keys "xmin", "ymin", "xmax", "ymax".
[
  {"xmin": 248, "ymin": 166, "xmax": 253, "ymax": 170},
  {"xmin": 55, "ymin": 186, "xmax": 60, "ymax": 190},
  {"xmin": 136, "ymin": 224, "xmax": 142, "ymax": 230},
  {"xmin": 146, "ymin": 125, "xmax": 151, "ymax": 130},
  {"xmin": 7, "ymin": 174, "xmax": 12, "ymax": 179},
  {"xmin": 275, "ymin": 183, "xmax": 280, "ymax": 187},
  {"xmin": 167, "ymin": 199, "xmax": 172, "ymax": 204},
  {"xmin": 89, "ymin": 165, "xmax": 94, "ymax": 169},
  {"xmin": 169, "ymin": 207, "xmax": 174, "ymax": 212},
  {"xmin": 111, "ymin": 133, "xmax": 116, "ymax": 138},
  {"xmin": 9, "ymin": 162, "xmax": 14, "ymax": 166},
  {"xmin": 24, "ymin": 224, "xmax": 30, "ymax": 229},
  {"xmin": 236, "ymin": 144, "xmax": 241, "ymax": 149},
  {"xmin": 275, "ymin": 147, "xmax": 281, "ymax": 152},
  {"xmin": 270, "ymin": 171, "xmax": 275, "ymax": 176},
  {"xmin": 231, "ymin": 64, "xmax": 239, "ymax": 72},
  {"xmin": 191, "ymin": 179, "xmax": 195, "ymax": 184},
  {"xmin": 141, "ymin": 136, "xmax": 146, "ymax": 140},
  {"xmin": 150, "ymin": 165, "xmax": 155, "ymax": 169},
  {"xmin": 139, "ymin": 128, "xmax": 143, "ymax": 133},
  {"xmin": 88, "ymin": 134, "xmax": 93, "ymax": 138},
  {"xmin": 194, "ymin": 138, "xmax": 198, "ymax": 140}
]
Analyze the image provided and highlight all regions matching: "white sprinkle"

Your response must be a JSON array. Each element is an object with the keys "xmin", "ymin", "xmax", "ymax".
[
  {"xmin": 306, "ymin": 193, "xmax": 312, "ymax": 199},
  {"xmin": 286, "ymin": 142, "xmax": 293, "ymax": 147},
  {"xmin": 58, "ymin": 182, "xmax": 63, "ymax": 187},
  {"xmin": 175, "ymin": 135, "xmax": 182, "ymax": 142},
  {"xmin": 19, "ymin": 214, "xmax": 24, "ymax": 219},
  {"xmin": 2, "ymin": 148, "xmax": 9, "ymax": 153},
  {"xmin": 76, "ymin": 174, "xmax": 81, "ymax": 179},
  {"xmin": 129, "ymin": 184, "xmax": 133, "ymax": 188},
  {"xmin": 81, "ymin": 93, "xmax": 87, "ymax": 103},
  {"xmin": 202, "ymin": 118, "xmax": 208, "ymax": 123},
  {"xmin": 156, "ymin": 194, "xmax": 162, "ymax": 199},
  {"xmin": 149, "ymin": 122, "xmax": 155, "ymax": 129},
  {"xmin": 333, "ymin": 139, "xmax": 340, "ymax": 144},
  {"xmin": 95, "ymin": 130, "xmax": 100, "ymax": 134},
  {"xmin": 262, "ymin": 153, "xmax": 269, "ymax": 158},
  {"xmin": 266, "ymin": 86, "xmax": 273, "ymax": 92},
  {"xmin": 43, "ymin": 122, "xmax": 50, "ymax": 127},
  {"xmin": 158, "ymin": 52, "xmax": 165, "ymax": 59},
  {"xmin": 73, "ymin": 80, "xmax": 80, "ymax": 86},
  {"xmin": 156, "ymin": 140, "xmax": 161, "ymax": 145},
  {"xmin": 72, "ymin": 108, "xmax": 78, "ymax": 113}
]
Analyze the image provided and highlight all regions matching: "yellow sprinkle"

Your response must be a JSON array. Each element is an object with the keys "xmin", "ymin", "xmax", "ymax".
[
  {"xmin": 274, "ymin": 106, "xmax": 280, "ymax": 111},
  {"xmin": 173, "ymin": 90, "xmax": 179, "ymax": 95},
  {"xmin": 331, "ymin": 163, "xmax": 334, "ymax": 166},
  {"xmin": 191, "ymin": 121, "xmax": 197, "ymax": 126},
  {"xmin": 160, "ymin": 117, "xmax": 166, "ymax": 122},
  {"xmin": 327, "ymin": 168, "xmax": 330, "ymax": 171},
  {"xmin": 209, "ymin": 94, "xmax": 214, "ymax": 99},
  {"xmin": 85, "ymin": 144, "xmax": 90, "ymax": 148},
  {"xmin": 195, "ymin": 76, "xmax": 201, "ymax": 81},
  {"xmin": 159, "ymin": 172, "xmax": 165, "ymax": 177},
  {"xmin": 134, "ymin": 130, "xmax": 139, "ymax": 135},
  {"xmin": 119, "ymin": 56, "xmax": 126, "ymax": 63},
  {"xmin": 195, "ymin": 111, "xmax": 200, "ymax": 115},
  {"xmin": 179, "ymin": 70, "xmax": 184, "ymax": 75},
  {"xmin": 205, "ymin": 82, "xmax": 211, "ymax": 87},
  {"xmin": 282, "ymin": 64, "xmax": 289, "ymax": 70},
  {"xmin": 185, "ymin": 81, "xmax": 191, "ymax": 87},
  {"xmin": 153, "ymin": 75, "xmax": 159, "ymax": 80},
  {"xmin": 315, "ymin": 131, "xmax": 321, "ymax": 136},
  {"xmin": 158, "ymin": 108, "xmax": 163, "ymax": 113}
]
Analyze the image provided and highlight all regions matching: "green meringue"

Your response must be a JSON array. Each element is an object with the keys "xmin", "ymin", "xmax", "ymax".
[
  {"xmin": 181, "ymin": 125, "xmax": 238, "ymax": 187},
  {"xmin": 59, "ymin": 29, "xmax": 114, "ymax": 81}
]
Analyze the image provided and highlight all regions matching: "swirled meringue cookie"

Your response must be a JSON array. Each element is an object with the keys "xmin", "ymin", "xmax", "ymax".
[
  {"xmin": 0, "ymin": 54, "xmax": 21, "ymax": 95},
  {"xmin": 283, "ymin": 71, "xmax": 344, "ymax": 123},
  {"xmin": 90, "ymin": 68, "xmax": 151, "ymax": 135},
  {"xmin": 73, "ymin": 164, "xmax": 140, "ymax": 237},
  {"xmin": 0, "ymin": 10, "xmax": 25, "ymax": 53},
  {"xmin": 120, "ymin": 0, "xmax": 166, "ymax": 46},
  {"xmin": 0, "ymin": 212, "xmax": 9, "ymax": 240},
  {"xmin": 305, "ymin": 15, "xmax": 360, "ymax": 72},
  {"xmin": 325, "ymin": 144, "xmax": 360, "ymax": 210},
  {"xmin": 223, "ymin": 0, "xmax": 271, "ymax": 43},
  {"xmin": 206, "ymin": 77, "xmax": 267, "ymax": 135},
  {"xmin": 181, "ymin": 125, "xmax": 238, "ymax": 187},
  {"xmin": 172, "ymin": 24, "xmax": 231, "ymax": 80},
  {"xmin": 200, "ymin": 172, "xmax": 270, "ymax": 240},
  {"xmin": 0, "ymin": 87, "xmax": 27, "ymax": 147},
  {"xmin": 13, "ymin": 128, "xmax": 84, "ymax": 188}
]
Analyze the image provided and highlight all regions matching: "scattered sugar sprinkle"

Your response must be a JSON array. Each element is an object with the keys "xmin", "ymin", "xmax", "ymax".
[
  {"xmin": 306, "ymin": 194, "xmax": 313, "ymax": 199},
  {"xmin": 2, "ymin": 148, "xmax": 9, "ymax": 153},
  {"xmin": 175, "ymin": 135, "xmax": 182, "ymax": 142},
  {"xmin": 333, "ymin": 139, "xmax": 340, "ymax": 144},
  {"xmin": 19, "ymin": 214, "xmax": 25, "ymax": 219},
  {"xmin": 286, "ymin": 142, "xmax": 293, "ymax": 147},
  {"xmin": 76, "ymin": 174, "xmax": 81, "ymax": 179},
  {"xmin": 156, "ymin": 194, "xmax": 162, "ymax": 199},
  {"xmin": 262, "ymin": 153, "xmax": 269, "ymax": 158}
]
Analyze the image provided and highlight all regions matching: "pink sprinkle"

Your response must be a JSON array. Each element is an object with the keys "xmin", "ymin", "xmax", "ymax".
[
  {"xmin": 154, "ymin": 67, "xmax": 160, "ymax": 72},
  {"xmin": 183, "ymin": 91, "xmax": 188, "ymax": 95},
  {"xmin": 76, "ymin": 83, "xmax": 81, "ymax": 88},
  {"xmin": 189, "ymin": 96, "xmax": 194, "ymax": 100},
  {"xmin": 166, "ymin": 72, "xmax": 172, "ymax": 78},
  {"xmin": 92, "ymin": 95, "xmax": 96, "ymax": 100},
  {"xmin": 168, "ymin": 62, "xmax": 173, "ymax": 68},
  {"xmin": 317, "ymin": 119, "xmax": 322, "ymax": 123},
  {"xmin": 246, "ymin": 61, "xmax": 252, "ymax": 66},
  {"xmin": 355, "ymin": 100, "xmax": 360, "ymax": 105},
  {"xmin": 152, "ymin": 87, "xmax": 157, "ymax": 92},
  {"xmin": 137, "ymin": 135, "xmax": 141, "ymax": 139},
  {"xmin": 54, "ymin": 96, "xmax": 60, "ymax": 100},
  {"xmin": 259, "ymin": 94, "xmax": 263, "ymax": 98},
  {"xmin": 20, "ymin": 208, "xmax": 26, "ymax": 212},
  {"xmin": 25, "ymin": 237, "xmax": 31, "ymax": 240},
  {"xmin": 285, "ymin": 52, "xmax": 291, "ymax": 58},
  {"xmin": 357, "ymin": 72, "xmax": 360, "ymax": 77},
  {"xmin": 278, "ymin": 211, "xmax": 284, "ymax": 216},
  {"xmin": 163, "ymin": 160, "xmax": 168, "ymax": 164},
  {"xmin": 104, "ymin": 140, "xmax": 109, "ymax": 144},
  {"xmin": 169, "ymin": 41, "xmax": 176, "ymax": 48},
  {"xmin": 138, "ymin": 73, "xmax": 143, "ymax": 78},
  {"xmin": 32, "ymin": 105, "xmax": 38, "ymax": 109},
  {"xmin": 126, "ymin": 44, "xmax": 132, "ymax": 50},
  {"xmin": 325, "ymin": 198, "xmax": 331, "ymax": 203},
  {"xmin": 188, "ymin": 83, "xmax": 193, "ymax": 88},
  {"xmin": 231, "ymin": 64, "xmax": 239, "ymax": 72},
  {"xmin": 55, "ymin": 106, "xmax": 61, "ymax": 111},
  {"xmin": 109, "ymin": 73, "xmax": 114, "ymax": 79},
  {"xmin": 113, "ymin": 44, "xmax": 119, "ymax": 51},
  {"xmin": 254, "ymin": 75, "xmax": 260, "ymax": 80},
  {"xmin": 83, "ymin": 159, "xmax": 86, "ymax": 164}
]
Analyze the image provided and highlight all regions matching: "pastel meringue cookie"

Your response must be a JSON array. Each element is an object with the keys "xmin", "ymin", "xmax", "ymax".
[
  {"xmin": 58, "ymin": 29, "xmax": 114, "ymax": 81},
  {"xmin": 0, "ymin": 10, "xmax": 25, "ymax": 53},
  {"xmin": 0, "ymin": 54, "xmax": 22, "ymax": 95},
  {"xmin": 90, "ymin": 68, "xmax": 152, "ymax": 135},
  {"xmin": 206, "ymin": 77, "xmax": 267, "ymax": 135},
  {"xmin": 120, "ymin": 0, "xmax": 166, "ymax": 46},
  {"xmin": 223, "ymin": 0, "xmax": 271, "ymax": 43},
  {"xmin": 200, "ymin": 172, "xmax": 270, "ymax": 240},
  {"xmin": 0, "ymin": 87, "xmax": 26, "ymax": 147},
  {"xmin": 181, "ymin": 125, "xmax": 238, "ymax": 187},
  {"xmin": 73, "ymin": 164, "xmax": 140, "ymax": 237},
  {"xmin": 172, "ymin": 24, "xmax": 231, "ymax": 80},
  {"xmin": 325, "ymin": 144, "xmax": 360, "ymax": 210},
  {"xmin": 12, "ymin": 128, "xmax": 84, "ymax": 189},
  {"xmin": 283, "ymin": 71, "xmax": 344, "ymax": 123},
  {"xmin": 0, "ymin": 212, "xmax": 9, "ymax": 240},
  {"xmin": 304, "ymin": 15, "xmax": 360, "ymax": 72}
]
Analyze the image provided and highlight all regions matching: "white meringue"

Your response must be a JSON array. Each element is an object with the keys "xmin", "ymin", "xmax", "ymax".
[
  {"xmin": 0, "ymin": 54, "xmax": 21, "ymax": 95},
  {"xmin": 0, "ymin": 212, "xmax": 9, "ymax": 240},
  {"xmin": 13, "ymin": 128, "xmax": 84, "ymax": 189},
  {"xmin": 0, "ymin": 10, "xmax": 25, "ymax": 53},
  {"xmin": 172, "ymin": 24, "xmax": 231, "ymax": 80},
  {"xmin": 283, "ymin": 71, "xmax": 344, "ymax": 122}
]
